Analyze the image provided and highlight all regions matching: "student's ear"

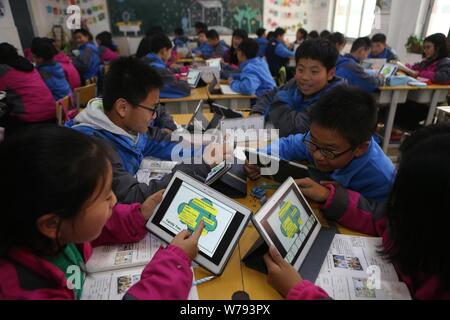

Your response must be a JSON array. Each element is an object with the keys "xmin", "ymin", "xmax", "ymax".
[
  {"xmin": 113, "ymin": 98, "xmax": 129, "ymax": 118},
  {"xmin": 36, "ymin": 214, "xmax": 61, "ymax": 240},
  {"xmin": 353, "ymin": 141, "xmax": 370, "ymax": 157},
  {"xmin": 327, "ymin": 67, "xmax": 336, "ymax": 81}
]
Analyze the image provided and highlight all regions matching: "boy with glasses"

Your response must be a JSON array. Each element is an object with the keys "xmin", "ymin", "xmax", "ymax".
[{"xmin": 245, "ymin": 86, "xmax": 395, "ymax": 201}]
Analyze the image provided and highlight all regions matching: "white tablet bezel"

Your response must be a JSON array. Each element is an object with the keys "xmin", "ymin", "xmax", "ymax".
[
  {"xmin": 146, "ymin": 171, "xmax": 252, "ymax": 275},
  {"xmin": 252, "ymin": 177, "xmax": 322, "ymax": 270},
  {"xmin": 187, "ymin": 69, "xmax": 201, "ymax": 88}
]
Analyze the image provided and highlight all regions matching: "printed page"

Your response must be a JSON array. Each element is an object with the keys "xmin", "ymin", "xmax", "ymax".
[{"xmin": 85, "ymin": 234, "xmax": 165, "ymax": 273}]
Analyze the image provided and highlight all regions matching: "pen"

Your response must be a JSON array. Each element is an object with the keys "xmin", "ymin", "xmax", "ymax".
[{"xmin": 192, "ymin": 276, "xmax": 216, "ymax": 286}]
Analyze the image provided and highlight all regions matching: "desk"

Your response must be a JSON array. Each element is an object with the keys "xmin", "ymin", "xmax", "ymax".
[
  {"xmin": 207, "ymin": 90, "xmax": 256, "ymax": 111},
  {"xmin": 406, "ymin": 85, "xmax": 450, "ymax": 125},
  {"xmin": 175, "ymin": 57, "xmax": 205, "ymax": 64},
  {"xmin": 160, "ymin": 87, "xmax": 209, "ymax": 114}
]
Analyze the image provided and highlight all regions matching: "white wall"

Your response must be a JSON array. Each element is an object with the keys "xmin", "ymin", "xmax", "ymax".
[{"xmin": 0, "ymin": 0, "xmax": 23, "ymax": 53}]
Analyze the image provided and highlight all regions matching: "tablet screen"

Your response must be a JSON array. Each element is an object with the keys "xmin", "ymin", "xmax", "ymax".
[
  {"xmin": 255, "ymin": 183, "xmax": 318, "ymax": 264},
  {"xmin": 151, "ymin": 177, "xmax": 245, "ymax": 264},
  {"xmin": 187, "ymin": 70, "xmax": 200, "ymax": 87}
]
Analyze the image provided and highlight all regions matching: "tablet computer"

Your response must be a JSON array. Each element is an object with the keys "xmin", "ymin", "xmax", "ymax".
[
  {"xmin": 244, "ymin": 148, "xmax": 309, "ymax": 182},
  {"xmin": 187, "ymin": 69, "xmax": 201, "ymax": 88},
  {"xmin": 204, "ymin": 161, "xmax": 233, "ymax": 185},
  {"xmin": 147, "ymin": 171, "xmax": 252, "ymax": 275},
  {"xmin": 250, "ymin": 177, "xmax": 337, "ymax": 281},
  {"xmin": 378, "ymin": 63, "xmax": 398, "ymax": 78}
]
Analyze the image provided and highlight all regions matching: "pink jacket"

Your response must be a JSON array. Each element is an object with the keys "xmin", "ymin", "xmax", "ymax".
[
  {"xmin": 0, "ymin": 65, "xmax": 56, "ymax": 122},
  {"xmin": 408, "ymin": 57, "xmax": 450, "ymax": 84},
  {"xmin": 98, "ymin": 46, "xmax": 120, "ymax": 64},
  {"xmin": 53, "ymin": 51, "xmax": 81, "ymax": 90},
  {"xmin": 288, "ymin": 185, "xmax": 450, "ymax": 300},
  {"xmin": 0, "ymin": 203, "xmax": 193, "ymax": 300}
]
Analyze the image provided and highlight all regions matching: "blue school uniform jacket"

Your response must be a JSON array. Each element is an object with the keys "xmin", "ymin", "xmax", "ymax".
[
  {"xmin": 73, "ymin": 42, "xmax": 101, "ymax": 81},
  {"xmin": 142, "ymin": 53, "xmax": 191, "ymax": 99},
  {"xmin": 230, "ymin": 57, "xmax": 276, "ymax": 96},
  {"xmin": 265, "ymin": 39, "xmax": 294, "ymax": 76},
  {"xmin": 199, "ymin": 41, "xmax": 229, "ymax": 59},
  {"xmin": 256, "ymin": 37, "xmax": 268, "ymax": 57},
  {"xmin": 268, "ymin": 76, "xmax": 347, "ymax": 137},
  {"xmin": 37, "ymin": 61, "xmax": 72, "ymax": 101},
  {"xmin": 336, "ymin": 54, "xmax": 383, "ymax": 93},
  {"xmin": 264, "ymin": 132, "xmax": 395, "ymax": 201},
  {"xmin": 368, "ymin": 47, "xmax": 398, "ymax": 61}
]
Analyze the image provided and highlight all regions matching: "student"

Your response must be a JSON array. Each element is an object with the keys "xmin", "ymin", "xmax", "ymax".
[
  {"xmin": 255, "ymin": 28, "xmax": 268, "ymax": 57},
  {"xmin": 31, "ymin": 38, "xmax": 72, "ymax": 101},
  {"xmin": 202, "ymin": 29, "xmax": 230, "ymax": 59},
  {"xmin": 228, "ymin": 38, "xmax": 276, "ymax": 96},
  {"xmin": 192, "ymin": 29, "xmax": 209, "ymax": 57},
  {"xmin": 258, "ymin": 38, "xmax": 346, "ymax": 137},
  {"xmin": 49, "ymin": 38, "xmax": 81, "ymax": 90},
  {"xmin": 72, "ymin": 28, "xmax": 101, "ymax": 82},
  {"xmin": 336, "ymin": 37, "xmax": 383, "ymax": 92},
  {"xmin": 95, "ymin": 31, "xmax": 120, "ymax": 64},
  {"xmin": 246, "ymin": 86, "xmax": 395, "ymax": 201},
  {"xmin": 369, "ymin": 33, "xmax": 398, "ymax": 61},
  {"xmin": 293, "ymin": 28, "xmax": 308, "ymax": 47},
  {"xmin": 67, "ymin": 57, "xmax": 209, "ymax": 203},
  {"xmin": 265, "ymin": 27, "xmax": 295, "ymax": 76},
  {"xmin": 320, "ymin": 30, "xmax": 331, "ymax": 39},
  {"xmin": 141, "ymin": 33, "xmax": 191, "ymax": 99},
  {"xmin": 0, "ymin": 43, "xmax": 56, "ymax": 131},
  {"xmin": 263, "ymin": 124, "xmax": 450, "ymax": 300},
  {"xmin": 0, "ymin": 125, "xmax": 203, "ymax": 300},
  {"xmin": 173, "ymin": 27, "xmax": 189, "ymax": 49},
  {"xmin": 327, "ymin": 32, "xmax": 346, "ymax": 54},
  {"xmin": 308, "ymin": 30, "xmax": 319, "ymax": 40},
  {"xmin": 225, "ymin": 29, "xmax": 248, "ymax": 66},
  {"xmin": 194, "ymin": 22, "xmax": 208, "ymax": 35}
]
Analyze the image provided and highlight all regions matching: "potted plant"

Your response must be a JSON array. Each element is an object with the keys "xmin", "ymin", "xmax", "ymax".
[{"xmin": 405, "ymin": 35, "xmax": 423, "ymax": 54}]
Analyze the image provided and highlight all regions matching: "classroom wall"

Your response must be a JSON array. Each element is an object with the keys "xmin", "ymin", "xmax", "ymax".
[
  {"xmin": 27, "ymin": 0, "xmax": 111, "ymax": 41},
  {"xmin": 0, "ymin": 0, "xmax": 23, "ymax": 53}
]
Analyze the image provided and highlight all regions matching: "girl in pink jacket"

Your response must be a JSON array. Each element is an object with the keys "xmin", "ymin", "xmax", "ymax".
[
  {"xmin": 264, "ymin": 124, "xmax": 450, "ymax": 300},
  {"xmin": 0, "ymin": 126, "xmax": 203, "ymax": 300}
]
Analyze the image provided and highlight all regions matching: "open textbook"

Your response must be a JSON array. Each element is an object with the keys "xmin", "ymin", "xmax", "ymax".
[
  {"xmin": 81, "ymin": 234, "xmax": 198, "ymax": 300},
  {"xmin": 135, "ymin": 158, "xmax": 179, "ymax": 185},
  {"xmin": 314, "ymin": 234, "xmax": 412, "ymax": 300}
]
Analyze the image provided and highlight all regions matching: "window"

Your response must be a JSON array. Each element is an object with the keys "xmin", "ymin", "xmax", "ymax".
[
  {"xmin": 332, "ymin": 0, "xmax": 377, "ymax": 38},
  {"xmin": 424, "ymin": 0, "xmax": 450, "ymax": 37}
]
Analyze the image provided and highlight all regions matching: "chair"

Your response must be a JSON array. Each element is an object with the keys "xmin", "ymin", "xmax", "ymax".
[
  {"xmin": 74, "ymin": 83, "xmax": 97, "ymax": 110},
  {"xmin": 55, "ymin": 95, "xmax": 75, "ymax": 126}
]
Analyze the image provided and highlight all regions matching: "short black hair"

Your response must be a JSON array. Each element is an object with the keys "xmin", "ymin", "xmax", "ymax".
[
  {"xmin": 102, "ymin": 57, "xmax": 163, "ymax": 112},
  {"xmin": 233, "ymin": 29, "xmax": 248, "ymax": 40},
  {"xmin": 31, "ymin": 37, "xmax": 57, "ymax": 61},
  {"xmin": 267, "ymin": 31, "xmax": 275, "ymax": 39},
  {"xmin": 174, "ymin": 27, "xmax": 184, "ymax": 36},
  {"xmin": 327, "ymin": 32, "xmax": 346, "ymax": 46},
  {"xmin": 237, "ymin": 38, "xmax": 259, "ymax": 59},
  {"xmin": 309, "ymin": 86, "xmax": 377, "ymax": 147},
  {"xmin": 274, "ymin": 27, "xmax": 286, "ymax": 37},
  {"xmin": 145, "ymin": 26, "xmax": 164, "ymax": 37},
  {"xmin": 256, "ymin": 28, "xmax": 266, "ymax": 37},
  {"xmin": 73, "ymin": 28, "xmax": 93, "ymax": 39},
  {"xmin": 371, "ymin": 33, "xmax": 387, "ymax": 44},
  {"xmin": 149, "ymin": 33, "xmax": 173, "ymax": 53},
  {"xmin": 351, "ymin": 37, "xmax": 371, "ymax": 52},
  {"xmin": 206, "ymin": 29, "xmax": 220, "ymax": 40},
  {"xmin": 308, "ymin": 30, "xmax": 319, "ymax": 39},
  {"xmin": 194, "ymin": 22, "xmax": 208, "ymax": 32},
  {"xmin": 295, "ymin": 39, "xmax": 339, "ymax": 70},
  {"xmin": 320, "ymin": 30, "xmax": 331, "ymax": 38},
  {"xmin": 297, "ymin": 28, "xmax": 308, "ymax": 39}
]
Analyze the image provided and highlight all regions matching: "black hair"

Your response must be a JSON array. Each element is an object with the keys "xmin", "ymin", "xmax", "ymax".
[
  {"xmin": 0, "ymin": 42, "xmax": 34, "ymax": 72},
  {"xmin": 274, "ymin": 27, "xmax": 286, "ymax": 37},
  {"xmin": 308, "ymin": 30, "xmax": 319, "ymax": 39},
  {"xmin": 145, "ymin": 26, "xmax": 164, "ymax": 37},
  {"xmin": 136, "ymin": 36, "xmax": 152, "ymax": 58},
  {"xmin": 96, "ymin": 31, "xmax": 117, "ymax": 52},
  {"xmin": 327, "ymin": 32, "xmax": 346, "ymax": 47},
  {"xmin": 206, "ymin": 29, "xmax": 220, "ymax": 40},
  {"xmin": 295, "ymin": 38, "xmax": 339, "ymax": 70},
  {"xmin": 228, "ymin": 29, "xmax": 249, "ymax": 64},
  {"xmin": 351, "ymin": 37, "xmax": 371, "ymax": 53},
  {"xmin": 423, "ymin": 33, "xmax": 449, "ymax": 62},
  {"xmin": 267, "ymin": 31, "xmax": 275, "ymax": 40},
  {"xmin": 371, "ymin": 33, "xmax": 387, "ymax": 44},
  {"xmin": 256, "ymin": 28, "xmax": 266, "ymax": 38},
  {"xmin": 31, "ymin": 37, "xmax": 57, "ymax": 61},
  {"xmin": 73, "ymin": 28, "xmax": 94, "ymax": 41},
  {"xmin": 149, "ymin": 33, "xmax": 173, "ymax": 53},
  {"xmin": 297, "ymin": 28, "xmax": 308, "ymax": 40},
  {"xmin": 385, "ymin": 123, "xmax": 450, "ymax": 290},
  {"xmin": 0, "ymin": 125, "xmax": 113, "ymax": 257},
  {"xmin": 233, "ymin": 29, "xmax": 248, "ymax": 40},
  {"xmin": 194, "ymin": 22, "xmax": 208, "ymax": 33},
  {"xmin": 174, "ymin": 27, "xmax": 184, "ymax": 36},
  {"xmin": 309, "ymin": 86, "xmax": 377, "ymax": 147},
  {"xmin": 102, "ymin": 57, "xmax": 163, "ymax": 112},
  {"xmin": 237, "ymin": 38, "xmax": 259, "ymax": 60},
  {"xmin": 320, "ymin": 30, "xmax": 331, "ymax": 38}
]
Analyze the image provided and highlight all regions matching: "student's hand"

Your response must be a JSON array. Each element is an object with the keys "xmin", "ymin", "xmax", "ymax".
[
  {"xmin": 203, "ymin": 140, "xmax": 234, "ymax": 167},
  {"xmin": 140, "ymin": 189, "xmax": 165, "ymax": 220},
  {"xmin": 295, "ymin": 178, "xmax": 330, "ymax": 203},
  {"xmin": 263, "ymin": 245, "xmax": 302, "ymax": 298},
  {"xmin": 171, "ymin": 221, "xmax": 204, "ymax": 260},
  {"xmin": 244, "ymin": 161, "xmax": 261, "ymax": 180},
  {"xmin": 227, "ymin": 77, "xmax": 233, "ymax": 85},
  {"xmin": 409, "ymin": 70, "xmax": 419, "ymax": 78}
]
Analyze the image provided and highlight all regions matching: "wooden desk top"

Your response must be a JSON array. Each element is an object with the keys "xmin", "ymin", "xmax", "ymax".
[
  {"xmin": 160, "ymin": 87, "xmax": 209, "ymax": 103},
  {"xmin": 379, "ymin": 84, "xmax": 450, "ymax": 91},
  {"xmin": 175, "ymin": 57, "xmax": 205, "ymax": 64}
]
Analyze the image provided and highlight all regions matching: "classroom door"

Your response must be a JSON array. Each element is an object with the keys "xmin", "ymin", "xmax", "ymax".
[{"xmin": 9, "ymin": 0, "xmax": 35, "ymax": 50}]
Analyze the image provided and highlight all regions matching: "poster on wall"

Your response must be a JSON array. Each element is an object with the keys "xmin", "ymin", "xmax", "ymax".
[{"xmin": 377, "ymin": 0, "xmax": 392, "ymax": 15}]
